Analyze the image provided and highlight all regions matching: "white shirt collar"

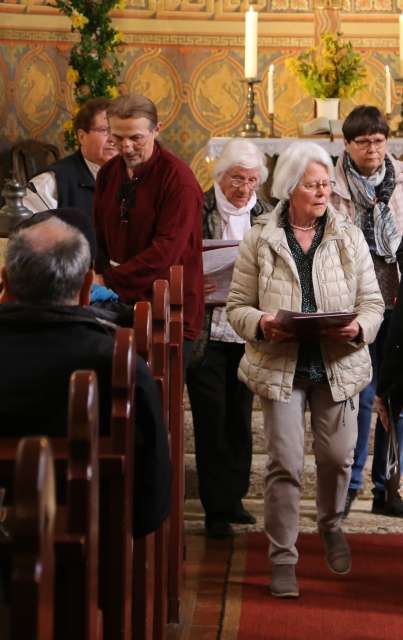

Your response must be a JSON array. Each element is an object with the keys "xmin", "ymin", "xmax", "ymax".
[{"xmin": 83, "ymin": 157, "xmax": 101, "ymax": 180}]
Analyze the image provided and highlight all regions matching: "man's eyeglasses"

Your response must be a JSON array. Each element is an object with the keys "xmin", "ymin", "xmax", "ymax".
[
  {"xmin": 351, "ymin": 136, "xmax": 386, "ymax": 150},
  {"xmin": 89, "ymin": 127, "xmax": 111, "ymax": 136},
  {"xmin": 229, "ymin": 177, "xmax": 258, "ymax": 189},
  {"xmin": 300, "ymin": 180, "xmax": 335, "ymax": 192}
]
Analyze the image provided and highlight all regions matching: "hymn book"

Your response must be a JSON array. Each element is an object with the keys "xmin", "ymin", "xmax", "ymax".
[
  {"xmin": 274, "ymin": 310, "xmax": 357, "ymax": 339},
  {"xmin": 202, "ymin": 239, "xmax": 239, "ymax": 305},
  {"xmin": 299, "ymin": 117, "xmax": 344, "ymax": 139}
]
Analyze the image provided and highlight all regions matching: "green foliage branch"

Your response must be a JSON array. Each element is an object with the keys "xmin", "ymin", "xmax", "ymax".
[
  {"xmin": 50, "ymin": 0, "xmax": 125, "ymax": 149},
  {"xmin": 286, "ymin": 33, "xmax": 366, "ymax": 99}
]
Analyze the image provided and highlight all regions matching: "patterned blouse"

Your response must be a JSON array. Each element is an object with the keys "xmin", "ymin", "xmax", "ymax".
[{"xmin": 282, "ymin": 206, "xmax": 328, "ymax": 384}]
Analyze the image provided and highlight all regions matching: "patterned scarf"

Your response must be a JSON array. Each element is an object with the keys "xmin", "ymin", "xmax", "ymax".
[{"xmin": 342, "ymin": 152, "xmax": 400, "ymax": 263}]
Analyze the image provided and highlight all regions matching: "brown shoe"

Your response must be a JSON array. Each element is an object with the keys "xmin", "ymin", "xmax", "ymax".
[
  {"xmin": 270, "ymin": 564, "xmax": 299, "ymax": 598},
  {"xmin": 321, "ymin": 529, "xmax": 351, "ymax": 575}
]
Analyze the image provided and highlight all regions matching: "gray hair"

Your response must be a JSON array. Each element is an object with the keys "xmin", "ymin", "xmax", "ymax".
[
  {"xmin": 6, "ymin": 217, "xmax": 91, "ymax": 305},
  {"xmin": 213, "ymin": 138, "xmax": 268, "ymax": 185},
  {"xmin": 272, "ymin": 141, "xmax": 334, "ymax": 200}
]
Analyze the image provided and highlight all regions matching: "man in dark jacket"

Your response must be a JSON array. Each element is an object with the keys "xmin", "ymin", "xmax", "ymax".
[
  {"xmin": 93, "ymin": 94, "xmax": 204, "ymax": 366},
  {"xmin": 0, "ymin": 214, "xmax": 170, "ymax": 538},
  {"xmin": 23, "ymin": 98, "xmax": 117, "ymax": 219}
]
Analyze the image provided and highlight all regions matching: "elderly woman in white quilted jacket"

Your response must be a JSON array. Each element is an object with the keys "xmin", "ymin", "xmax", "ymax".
[{"xmin": 227, "ymin": 141, "xmax": 384, "ymax": 599}]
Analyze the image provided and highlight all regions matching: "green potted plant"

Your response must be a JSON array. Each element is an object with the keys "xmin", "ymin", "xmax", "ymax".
[{"xmin": 286, "ymin": 32, "xmax": 366, "ymax": 119}]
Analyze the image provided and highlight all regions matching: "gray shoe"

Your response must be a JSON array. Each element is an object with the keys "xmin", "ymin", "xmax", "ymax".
[
  {"xmin": 321, "ymin": 529, "xmax": 351, "ymax": 575},
  {"xmin": 270, "ymin": 564, "xmax": 299, "ymax": 598}
]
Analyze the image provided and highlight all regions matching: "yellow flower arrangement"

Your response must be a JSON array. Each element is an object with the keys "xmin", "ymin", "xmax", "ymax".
[
  {"xmin": 286, "ymin": 32, "xmax": 366, "ymax": 99},
  {"xmin": 112, "ymin": 31, "xmax": 125, "ymax": 45},
  {"xmin": 66, "ymin": 67, "xmax": 79, "ymax": 84},
  {"xmin": 107, "ymin": 86, "xmax": 119, "ymax": 99},
  {"xmin": 70, "ymin": 9, "xmax": 89, "ymax": 29}
]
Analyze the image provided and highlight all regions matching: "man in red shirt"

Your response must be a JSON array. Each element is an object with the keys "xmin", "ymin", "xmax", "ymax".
[{"xmin": 93, "ymin": 94, "xmax": 204, "ymax": 364}]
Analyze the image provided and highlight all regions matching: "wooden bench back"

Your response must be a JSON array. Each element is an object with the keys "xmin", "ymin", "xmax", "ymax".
[
  {"xmin": 152, "ymin": 279, "xmax": 170, "ymax": 427},
  {"xmin": 134, "ymin": 300, "xmax": 153, "ymax": 368},
  {"xmin": 12, "ymin": 139, "xmax": 60, "ymax": 184},
  {"xmin": 98, "ymin": 327, "xmax": 136, "ymax": 640},
  {"xmin": 167, "ymin": 265, "xmax": 184, "ymax": 623},
  {"xmin": 61, "ymin": 370, "xmax": 101, "ymax": 640},
  {"xmin": 11, "ymin": 436, "xmax": 56, "ymax": 640}
]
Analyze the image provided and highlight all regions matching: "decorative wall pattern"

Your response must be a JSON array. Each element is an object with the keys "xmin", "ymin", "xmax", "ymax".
[
  {"xmin": 3, "ymin": 0, "xmax": 403, "ymax": 12},
  {"xmin": 1, "ymin": 3, "xmax": 403, "ymax": 190}
]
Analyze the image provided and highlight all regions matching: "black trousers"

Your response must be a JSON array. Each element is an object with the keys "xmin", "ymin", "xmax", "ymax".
[{"xmin": 187, "ymin": 341, "xmax": 253, "ymax": 520}]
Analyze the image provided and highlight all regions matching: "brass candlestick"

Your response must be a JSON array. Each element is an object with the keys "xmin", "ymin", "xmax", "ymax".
[{"xmin": 239, "ymin": 79, "xmax": 264, "ymax": 138}]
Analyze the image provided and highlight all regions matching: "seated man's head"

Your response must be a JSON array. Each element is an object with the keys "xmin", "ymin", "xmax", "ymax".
[
  {"xmin": 74, "ymin": 97, "xmax": 117, "ymax": 166},
  {"xmin": 342, "ymin": 105, "xmax": 389, "ymax": 177},
  {"xmin": 107, "ymin": 95, "xmax": 161, "ymax": 172},
  {"xmin": 213, "ymin": 139, "xmax": 268, "ymax": 209},
  {"xmin": 2, "ymin": 216, "xmax": 93, "ymax": 306}
]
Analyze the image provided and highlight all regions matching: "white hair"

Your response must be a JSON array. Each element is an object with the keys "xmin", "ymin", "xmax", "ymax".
[
  {"xmin": 213, "ymin": 138, "xmax": 268, "ymax": 185},
  {"xmin": 272, "ymin": 141, "xmax": 334, "ymax": 200}
]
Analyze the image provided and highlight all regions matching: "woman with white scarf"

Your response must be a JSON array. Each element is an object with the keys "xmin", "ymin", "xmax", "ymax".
[
  {"xmin": 187, "ymin": 138, "xmax": 270, "ymax": 539},
  {"xmin": 332, "ymin": 105, "xmax": 403, "ymax": 518}
]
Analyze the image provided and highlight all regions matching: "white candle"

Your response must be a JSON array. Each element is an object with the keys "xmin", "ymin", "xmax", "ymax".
[
  {"xmin": 400, "ymin": 14, "xmax": 403, "ymax": 77},
  {"xmin": 385, "ymin": 65, "xmax": 392, "ymax": 114},
  {"xmin": 244, "ymin": 7, "xmax": 258, "ymax": 79},
  {"xmin": 268, "ymin": 64, "xmax": 274, "ymax": 114}
]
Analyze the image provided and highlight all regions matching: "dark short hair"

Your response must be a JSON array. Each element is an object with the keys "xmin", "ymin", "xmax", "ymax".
[
  {"xmin": 74, "ymin": 97, "xmax": 111, "ymax": 133},
  {"xmin": 107, "ymin": 94, "xmax": 158, "ymax": 128},
  {"xmin": 342, "ymin": 105, "xmax": 390, "ymax": 142}
]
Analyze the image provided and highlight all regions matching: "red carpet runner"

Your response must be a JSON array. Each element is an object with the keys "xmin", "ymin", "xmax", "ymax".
[{"xmin": 220, "ymin": 532, "xmax": 403, "ymax": 640}]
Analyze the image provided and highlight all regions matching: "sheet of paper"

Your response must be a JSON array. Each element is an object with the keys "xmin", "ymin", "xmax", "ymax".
[{"xmin": 203, "ymin": 244, "xmax": 240, "ymax": 305}]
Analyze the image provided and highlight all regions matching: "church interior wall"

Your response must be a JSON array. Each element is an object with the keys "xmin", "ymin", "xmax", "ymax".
[{"xmin": 0, "ymin": 0, "xmax": 402, "ymax": 189}]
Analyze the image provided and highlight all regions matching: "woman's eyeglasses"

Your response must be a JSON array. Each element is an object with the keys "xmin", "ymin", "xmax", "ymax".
[
  {"xmin": 229, "ymin": 177, "xmax": 258, "ymax": 189},
  {"xmin": 300, "ymin": 180, "xmax": 335, "ymax": 192},
  {"xmin": 351, "ymin": 136, "xmax": 386, "ymax": 150}
]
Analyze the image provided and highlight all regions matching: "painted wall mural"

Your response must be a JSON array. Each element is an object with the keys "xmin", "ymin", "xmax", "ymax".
[{"xmin": 1, "ymin": 1, "xmax": 403, "ymax": 189}]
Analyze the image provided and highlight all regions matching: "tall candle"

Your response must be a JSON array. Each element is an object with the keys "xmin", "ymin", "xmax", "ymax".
[
  {"xmin": 385, "ymin": 65, "xmax": 392, "ymax": 114},
  {"xmin": 268, "ymin": 64, "xmax": 274, "ymax": 114},
  {"xmin": 400, "ymin": 14, "xmax": 403, "ymax": 77},
  {"xmin": 244, "ymin": 7, "xmax": 258, "ymax": 79}
]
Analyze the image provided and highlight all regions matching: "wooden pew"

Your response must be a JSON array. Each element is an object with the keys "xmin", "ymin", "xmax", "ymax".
[
  {"xmin": 9, "ymin": 436, "xmax": 56, "ymax": 640},
  {"xmin": 0, "ymin": 369, "xmax": 101, "ymax": 640},
  {"xmin": 167, "ymin": 265, "xmax": 184, "ymax": 623},
  {"xmin": 133, "ymin": 300, "xmax": 155, "ymax": 640},
  {"xmin": 98, "ymin": 327, "xmax": 136, "ymax": 640},
  {"xmin": 55, "ymin": 369, "xmax": 101, "ymax": 640},
  {"xmin": 151, "ymin": 279, "xmax": 170, "ymax": 640},
  {"xmin": 0, "ymin": 327, "xmax": 136, "ymax": 640},
  {"xmin": 133, "ymin": 275, "xmax": 184, "ymax": 639}
]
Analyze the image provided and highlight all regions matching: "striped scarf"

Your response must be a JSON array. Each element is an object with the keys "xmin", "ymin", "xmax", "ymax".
[{"xmin": 342, "ymin": 152, "xmax": 400, "ymax": 263}]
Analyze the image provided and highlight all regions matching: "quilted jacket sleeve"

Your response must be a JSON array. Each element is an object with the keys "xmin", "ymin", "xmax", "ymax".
[{"xmin": 226, "ymin": 226, "xmax": 266, "ymax": 342}]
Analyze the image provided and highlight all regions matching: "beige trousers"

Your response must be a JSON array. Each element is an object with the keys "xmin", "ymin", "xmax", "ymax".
[{"xmin": 261, "ymin": 380, "xmax": 358, "ymax": 565}]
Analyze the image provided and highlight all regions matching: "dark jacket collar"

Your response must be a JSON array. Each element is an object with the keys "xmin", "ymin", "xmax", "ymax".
[{"xmin": 0, "ymin": 302, "xmax": 109, "ymax": 333}]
